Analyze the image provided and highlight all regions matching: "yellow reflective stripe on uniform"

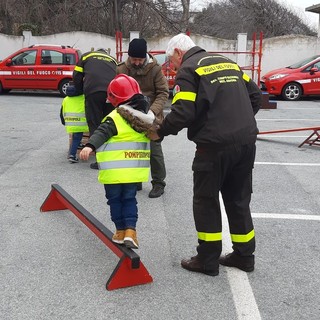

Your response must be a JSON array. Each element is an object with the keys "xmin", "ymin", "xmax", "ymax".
[
  {"xmin": 74, "ymin": 65, "xmax": 83, "ymax": 73},
  {"xmin": 231, "ymin": 229, "xmax": 255, "ymax": 243},
  {"xmin": 82, "ymin": 52, "xmax": 117, "ymax": 64},
  {"xmin": 198, "ymin": 232, "xmax": 222, "ymax": 241},
  {"xmin": 242, "ymin": 73, "xmax": 250, "ymax": 82},
  {"xmin": 195, "ymin": 62, "xmax": 240, "ymax": 76},
  {"xmin": 172, "ymin": 91, "xmax": 197, "ymax": 104}
]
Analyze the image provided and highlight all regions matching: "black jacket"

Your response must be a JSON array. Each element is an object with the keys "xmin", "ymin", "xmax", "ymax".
[
  {"xmin": 158, "ymin": 46, "xmax": 262, "ymax": 148},
  {"xmin": 73, "ymin": 50, "xmax": 117, "ymax": 96}
]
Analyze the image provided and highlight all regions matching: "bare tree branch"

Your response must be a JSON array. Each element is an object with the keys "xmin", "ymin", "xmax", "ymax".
[{"xmin": 0, "ymin": 0, "xmax": 315, "ymax": 39}]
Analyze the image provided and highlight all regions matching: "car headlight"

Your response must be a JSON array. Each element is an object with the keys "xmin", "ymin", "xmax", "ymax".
[{"xmin": 268, "ymin": 74, "xmax": 288, "ymax": 80}]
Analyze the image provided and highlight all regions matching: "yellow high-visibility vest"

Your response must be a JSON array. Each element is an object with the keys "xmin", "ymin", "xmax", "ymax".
[
  {"xmin": 96, "ymin": 110, "xmax": 150, "ymax": 184},
  {"xmin": 62, "ymin": 95, "xmax": 88, "ymax": 133}
]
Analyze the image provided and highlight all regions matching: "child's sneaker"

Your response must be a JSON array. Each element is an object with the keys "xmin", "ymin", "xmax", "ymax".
[
  {"xmin": 68, "ymin": 155, "xmax": 79, "ymax": 163},
  {"xmin": 112, "ymin": 230, "xmax": 125, "ymax": 244},
  {"xmin": 124, "ymin": 229, "xmax": 139, "ymax": 249}
]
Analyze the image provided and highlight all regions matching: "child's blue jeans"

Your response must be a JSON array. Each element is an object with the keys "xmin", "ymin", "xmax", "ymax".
[
  {"xmin": 104, "ymin": 183, "xmax": 138, "ymax": 230},
  {"xmin": 69, "ymin": 132, "xmax": 83, "ymax": 157}
]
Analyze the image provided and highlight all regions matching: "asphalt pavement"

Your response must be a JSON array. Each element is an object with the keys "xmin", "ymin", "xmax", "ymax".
[{"xmin": 1, "ymin": 91, "xmax": 320, "ymax": 320}]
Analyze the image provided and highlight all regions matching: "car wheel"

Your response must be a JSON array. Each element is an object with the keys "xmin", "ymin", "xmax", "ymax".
[
  {"xmin": 0, "ymin": 82, "xmax": 10, "ymax": 94},
  {"xmin": 282, "ymin": 82, "xmax": 302, "ymax": 101},
  {"xmin": 58, "ymin": 79, "xmax": 70, "ymax": 97}
]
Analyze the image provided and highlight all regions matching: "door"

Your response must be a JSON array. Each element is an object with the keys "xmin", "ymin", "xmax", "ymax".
[
  {"xmin": 300, "ymin": 60, "xmax": 320, "ymax": 95},
  {"xmin": 33, "ymin": 49, "xmax": 74, "ymax": 90},
  {"xmin": 2, "ymin": 49, "xmax": 38, "ymax": 89}
]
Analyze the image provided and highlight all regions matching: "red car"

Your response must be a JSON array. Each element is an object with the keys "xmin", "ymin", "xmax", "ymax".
[
  {"xmin": 0, "ymin": 44, "xmax": 82, "ymax": 96},
  {"xmin": 261, "ymin": 55, "xmax": 320, "ymax": 101},
  {"xmin": 152, "ymin": 53, "xmax": 176, "ymax": 91}
]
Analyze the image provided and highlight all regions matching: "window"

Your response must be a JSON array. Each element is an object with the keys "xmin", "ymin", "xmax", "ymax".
[
  {"xmin": 305, "ymin": 60, "xmax": 320, "ymax": 72},
  {"xmin": 153, "ymin": 53, "xmax": 166, "ymax": 65},
  {"xmin": 289, "ymin": 55, "xmax": 320, "ymax": 69},
  {"xmin": 313, "ymin": 61, "xmax": 320, "ymax": 70},
  {"xmin": 64, "ymin": 53, "xmax": 76, "ymax": 65},
  {"xmin": 41, "ymin": 50, "xmax": 52, "ymax": 64},
  {"xmin": 12, "ymin": 50, "xmax": 37, "ymax": 65},
  {"xmin": 41, "ymin": 50, "xmax": 64, "ymax": 64}
]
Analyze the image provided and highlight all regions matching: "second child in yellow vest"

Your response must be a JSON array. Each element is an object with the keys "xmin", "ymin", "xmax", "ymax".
[
  {"xmin": 80, "ymin": 74, "xmax": 155, "ymax": 249},
  {"xmin": 60, "ymin": 83, "xmax": 88, "ymax": 163}
]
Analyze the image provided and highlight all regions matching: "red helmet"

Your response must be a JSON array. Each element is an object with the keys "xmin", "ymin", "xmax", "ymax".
[{"xmin": 107, "ymin": 74, "xmax": 141, "ymax": 107}]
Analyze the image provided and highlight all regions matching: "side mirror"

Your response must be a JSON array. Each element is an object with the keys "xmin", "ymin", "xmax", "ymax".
[
  {"xmin": 6, "ymin": 58, "xmax": 12, "ymax": 66},
  {"xmin": 310, "ymin": 67, "xmax": 318, "ymax": 74}
]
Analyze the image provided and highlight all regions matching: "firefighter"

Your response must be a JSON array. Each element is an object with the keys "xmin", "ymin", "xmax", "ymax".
[
  {"xmin": 148, "ymin": 33, "xmax": 262, "ymax": 276},
  {"xmin": 73, "ymin": 48, "xmax": 117, "ymax": 169}
]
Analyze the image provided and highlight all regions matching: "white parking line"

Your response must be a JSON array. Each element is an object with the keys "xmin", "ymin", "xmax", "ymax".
[
  {"xmin": 255, "ymin": 162, "xmax": 320, "ymax": 166},
  {"xmin": 221, "ymin": 196, "xmax": 262, "ymax": 320},
  {"xmin": 276, "ymin": 108, "xmax": 320, "ymax": 110},
  {"xmin": 258, "ymin": 135, "xmax": 308, "ymax": 138},
  {"xmin": 226, "ymin": 269, "xmax": 261, "ymax": 320},
  {"xmin": 220, "ymin": 203, "xmax": 320, "ymax": 320},
  {"xmin": 252, "ymin": 213, "xmax": 320, "ymax": 221},
  {"xmin": 257, "ymin": 119, "xmax": 320, "ymax": 121}
]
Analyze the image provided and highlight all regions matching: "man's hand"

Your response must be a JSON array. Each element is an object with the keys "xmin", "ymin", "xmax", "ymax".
[
  {"xmin": 147, "ymin": 124, "xmax": 161, "ymax": 141},
  {"xmin": 79, "ymin": 147, "xmax": 93, "ymax": 160}
]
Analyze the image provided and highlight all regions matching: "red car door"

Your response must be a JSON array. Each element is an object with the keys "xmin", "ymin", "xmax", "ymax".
[
  {"xmin": 299, "ymin": 60, "xmax": 320, "ymax": 95},
  {"xmin": 33, "ymin": 49, "xmax": 69, "ymax": 90},
  {"xmin": 2, "ymin": 49, "xmax": 39, "ymax": 89}
]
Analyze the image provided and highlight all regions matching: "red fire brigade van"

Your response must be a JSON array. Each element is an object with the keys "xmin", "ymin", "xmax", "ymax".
[
  {"xmin": 0, "ymin": 44, "xmax": 81, "ymax": 96},
  {"xmin": 153, "ymin": 53, "xmax": 176, "ymax": 91}
]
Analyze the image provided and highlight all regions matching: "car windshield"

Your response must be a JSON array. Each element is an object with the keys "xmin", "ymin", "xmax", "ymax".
[
  {"xmin": 287, "ymin": 55, "xmax": 320, "ymax": 69},
  {"xmin": 12, "ymin": 50, "xmax": 37, "ymax": 65},
  {"xmin": 153, "ymin": 53, "xmax": 166, "ymax": 65}
]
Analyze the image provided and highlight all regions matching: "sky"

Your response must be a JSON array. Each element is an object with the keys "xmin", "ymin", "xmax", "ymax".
[
  {"xmin": 279, "ymin": 0, "xmax": 319, "ymax": 28},
  {"xmin": 190, "ymin": 0, "xmax": 320, "ymax": 30}
]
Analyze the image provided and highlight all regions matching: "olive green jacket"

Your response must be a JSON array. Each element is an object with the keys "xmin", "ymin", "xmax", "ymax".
[{"xmin": 116, "ymin": 53, "xmax": 169, "ymax": 123}]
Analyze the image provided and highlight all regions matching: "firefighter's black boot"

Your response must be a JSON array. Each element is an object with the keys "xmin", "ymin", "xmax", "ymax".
[
  {"xmin": 181, "ymin": 255, "xmax": 219, "ymax": 276},
  {"xmin": 219, "ymin": 252, "xmax": 254, "ymax": 272}
]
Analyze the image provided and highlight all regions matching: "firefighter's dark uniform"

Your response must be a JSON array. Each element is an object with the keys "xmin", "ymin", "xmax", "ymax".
[
  {"xmin": 157, "ymin": 46, "xmax": 261, "ymax": 270},
  {"xmin": 73, "ymin": 50, "xmax": 117, "ymax": 135}
]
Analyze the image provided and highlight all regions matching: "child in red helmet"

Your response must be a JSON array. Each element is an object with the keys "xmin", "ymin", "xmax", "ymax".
[{"xmin": 80, "ymin": 74, "xmax": 154, "ymax": 249}]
